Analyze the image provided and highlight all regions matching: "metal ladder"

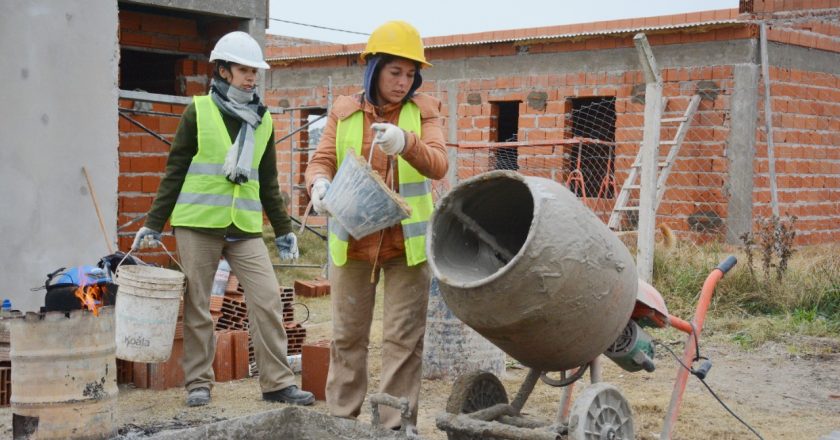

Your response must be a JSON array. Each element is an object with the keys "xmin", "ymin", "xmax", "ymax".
[{"xmin": 608, "ymin": 94, "xmax": 702, "ymax": 232}]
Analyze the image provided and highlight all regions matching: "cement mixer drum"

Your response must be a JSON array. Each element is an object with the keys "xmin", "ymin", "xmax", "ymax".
[{"xmin": 427, "ymin": 171, "xmax": 638, "ymax": 371}]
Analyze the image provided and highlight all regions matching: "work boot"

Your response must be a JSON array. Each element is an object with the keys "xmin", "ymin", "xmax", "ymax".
[
  {"xmin": 262, "ymin": 385, "xmax": 315, "ymax": 406},
  {"xmin": 186, "ymin": 387, "xmax": 211, "ymax": 407}
]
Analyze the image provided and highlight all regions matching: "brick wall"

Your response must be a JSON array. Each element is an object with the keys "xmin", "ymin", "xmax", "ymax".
[
  {"xmin": 267, "ymin": 62, "xmax": 737, "ymax": 241},
  {"xmin": 744, "ymin": 0, "xmax": 840, "ymax": 14},
  {"xmin": 757, "ymin": 66, "xmax": 840, "ymax": 244}
]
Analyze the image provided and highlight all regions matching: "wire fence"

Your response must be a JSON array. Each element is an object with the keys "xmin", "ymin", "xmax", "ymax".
[{"xmin": 441, "ymin": 90, "xmax": 735, "ymax": 246}]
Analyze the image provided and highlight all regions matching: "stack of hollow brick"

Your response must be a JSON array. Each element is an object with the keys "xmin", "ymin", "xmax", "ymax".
[
  {"xmin": 0, "ymin": 324, "xmax": 10, "ymax": 406},
  {"xmin": 215, "ymin": 275, "xmax": 306, "ymax": 377}
]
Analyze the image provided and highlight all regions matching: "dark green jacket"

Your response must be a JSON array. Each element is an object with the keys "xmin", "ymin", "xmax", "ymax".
[{"xmin": 144, "ymin": 102, "xmax": 291, "ymax": 239}]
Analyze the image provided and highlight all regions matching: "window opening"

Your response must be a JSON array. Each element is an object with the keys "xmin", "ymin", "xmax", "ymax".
[
  {"xmin": 491, "ymin": 101, "xmax": 520, "ymax": 170},
  {"xmin": 567, "ymin": 97, "xmax": 616, "ymax": 198}
]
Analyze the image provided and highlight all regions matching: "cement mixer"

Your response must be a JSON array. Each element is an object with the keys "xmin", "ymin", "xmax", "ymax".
[{"xmin": 427, "ymin": 171, "xmax": 738, "ymax": 440}]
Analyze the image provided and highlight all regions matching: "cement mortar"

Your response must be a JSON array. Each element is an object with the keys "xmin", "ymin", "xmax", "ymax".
[{"xmin": 146, "ymin": 406, "xmax": 411, "ymax": 440}]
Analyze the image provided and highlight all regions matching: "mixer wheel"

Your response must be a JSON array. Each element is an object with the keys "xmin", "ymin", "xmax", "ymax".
[
  {"xmin": 568, "ymin": 383, "xmax": 634, "ymax": 440},
  {"xmin": 444, "ymin": 371, "xmax": 509, "ymax": 440},
  {"xmin": 446, "ymin": 371, "xmax": 509, "ymax": 414}
]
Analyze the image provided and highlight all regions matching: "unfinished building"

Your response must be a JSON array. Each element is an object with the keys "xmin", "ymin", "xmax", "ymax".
[{"xmin": 265, "ymin": 0, "xmax": 840, "ymax": 245}]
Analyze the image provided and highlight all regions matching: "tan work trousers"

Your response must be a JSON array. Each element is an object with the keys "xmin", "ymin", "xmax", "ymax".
[
  {"xmin": 326, "ymin": 257, "xmax": 430, "ymax": 428},
  {"xmin": 175, "ymin": 228, "xmax": 296, "ymax": 393}
]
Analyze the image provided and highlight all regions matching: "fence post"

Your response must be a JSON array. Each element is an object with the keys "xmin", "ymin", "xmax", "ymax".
[
  {"xmin": 759, "ymin": 22, "xmax": 780, "ymax": 217},
  {"xmin": 633, "ymin": 33, "xmax": 663, "ymax": 283}
]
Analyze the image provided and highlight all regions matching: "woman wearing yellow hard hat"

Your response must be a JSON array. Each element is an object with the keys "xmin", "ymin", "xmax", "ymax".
[{"xmin": 305, "ymin": 20, "xmax": 447, "ymax": 432}]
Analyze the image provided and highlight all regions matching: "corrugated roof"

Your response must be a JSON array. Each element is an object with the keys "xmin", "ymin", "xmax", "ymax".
[{"xmin": 266, "ymin": 19, "xmax": 744, "ymax": 64}]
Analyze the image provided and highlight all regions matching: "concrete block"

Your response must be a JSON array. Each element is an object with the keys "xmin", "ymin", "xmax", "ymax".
[{"xmin": 302, "ymin": 340, "xmax": 331, "ymax": 401}]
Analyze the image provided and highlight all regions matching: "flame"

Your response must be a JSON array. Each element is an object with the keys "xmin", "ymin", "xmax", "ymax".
[{"xmin": 74, "ymin": 283, "xmax": 104, "ymax": 316}]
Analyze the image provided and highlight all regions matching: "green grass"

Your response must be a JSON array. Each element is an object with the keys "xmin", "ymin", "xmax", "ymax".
[
  {"xmin": 263, "ymin": 223, "xmax": 329, "ymax": 286},
  {"xmin": 650, "ymin": 241, "xmax": 840, "ymax": 351}
]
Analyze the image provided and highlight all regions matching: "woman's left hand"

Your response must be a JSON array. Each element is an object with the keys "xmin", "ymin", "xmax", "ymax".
[{"xmin": 371, "ymin": 123, "xmax": 405, "ymax": 155}]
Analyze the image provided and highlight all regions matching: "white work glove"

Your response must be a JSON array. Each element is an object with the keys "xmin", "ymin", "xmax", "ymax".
[
  {"xmin": 131, "ymin": 226, "xmax": 161, "ymax": 250},
  {"xmin": 371, "ymin": 122, "xmax": 406, "ymax": 155},
  {"xmin": 310, "ymin": 178, "xmax": 330, "ymax": 215},
  {"xmin": 275, "ymin": 232, "xmax": 300, "ymax": 261}
]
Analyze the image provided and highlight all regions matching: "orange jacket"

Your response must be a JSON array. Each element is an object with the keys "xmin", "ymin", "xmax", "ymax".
[{"xmin": 305, "ymin": 92, "xmax": 448, "ymax": 264}]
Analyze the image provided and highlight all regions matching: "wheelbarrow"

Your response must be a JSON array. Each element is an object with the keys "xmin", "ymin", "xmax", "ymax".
[{"xmin": 427, "ymin": 170, "xmax": 737, "ymax": 440}]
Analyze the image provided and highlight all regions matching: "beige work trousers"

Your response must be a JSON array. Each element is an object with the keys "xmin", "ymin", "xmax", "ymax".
[
  {"xmin": 326, "ymin": 257, "xmax": 430, "ymax": 428},
  {"xmin": 175, "ymin": 228, "xmax": 296, "ymax": 394}
]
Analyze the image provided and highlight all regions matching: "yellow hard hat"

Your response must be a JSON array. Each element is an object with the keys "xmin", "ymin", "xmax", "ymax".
[{"xmin": 361, "ymin": 20, "xmax": 432, "ymax": 67}]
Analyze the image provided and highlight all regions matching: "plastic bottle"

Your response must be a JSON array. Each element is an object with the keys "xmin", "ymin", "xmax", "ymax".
[
  {"xmin": 211, "ymin": 258, "xmax": 231, "ymax": 296},
  {"xmin": 1, "ymin": 299, "xmax": 11, "ymax": 318}
]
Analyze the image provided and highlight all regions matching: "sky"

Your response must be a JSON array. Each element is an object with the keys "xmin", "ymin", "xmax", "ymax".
[{"xmin": 267, "ymin": 0, "xmax": 740, "ymax": 44}]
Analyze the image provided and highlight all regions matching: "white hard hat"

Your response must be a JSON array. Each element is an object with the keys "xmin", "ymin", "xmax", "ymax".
[{"xmin": 210, "ymin": 31, "xmax": 270, "ymax": 69}]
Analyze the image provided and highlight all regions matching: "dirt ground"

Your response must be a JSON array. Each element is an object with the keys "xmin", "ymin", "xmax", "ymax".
[{"xmin": 1, "ymin": 310, "xmax": 839, "ymax": 439}]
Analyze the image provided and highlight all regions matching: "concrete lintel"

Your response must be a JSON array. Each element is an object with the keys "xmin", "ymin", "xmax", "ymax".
[
  {"xmin": 120, "ymin": 0, "xmax": 266, "ymax": 20},
  {"xmin": 766, "ymin": 40, "xmax": 840, "ymax": 76},
  {"xmin": 270, "ymin": 40, "xmax": 758, "ymax": 90}
]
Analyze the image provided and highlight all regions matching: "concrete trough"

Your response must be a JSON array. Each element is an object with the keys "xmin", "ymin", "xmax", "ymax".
[{"xmin": 147, "ymin": 406, "xmax": 416, "ymax": 440}]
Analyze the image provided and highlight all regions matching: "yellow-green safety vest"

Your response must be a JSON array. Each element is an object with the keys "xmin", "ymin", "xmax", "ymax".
[
  {"xmin": 171, "ymin": 95, "xmax": 273, "ymax": 233},
  {"xmin": 330, "ymin": 102, "xmax": 434, "ymax": 266}
]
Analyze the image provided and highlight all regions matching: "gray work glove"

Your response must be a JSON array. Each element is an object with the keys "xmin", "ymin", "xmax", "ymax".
[
  {"xmin": 371, "ymin": 122, "xmax": 406, "ymax": 155},
  {"xmin": 310, "ymin": 178, "xmax": 331, "ymax": 215},
  {"xmin": 275, "ymin": 232, "xmax": 299, "ymax": 261},
  {"xmin": 132, "ymin": 226, "xmax": 161, "ymax": 250}
]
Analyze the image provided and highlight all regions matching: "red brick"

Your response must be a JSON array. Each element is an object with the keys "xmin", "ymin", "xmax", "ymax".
[
  {"xmin": 213, "ymin": 331, "xmax": 234, "ymax": 382},
  {"xmin": 302, "ymin": 340, "xmax": 331, "ymax": 401},
  {"xmin": 231, "ymin": 330, "xmax": 250, "ymax": 380},
  {"xmin": 294, "ymin": 279, "xmax": 330, "ymax": 298}
]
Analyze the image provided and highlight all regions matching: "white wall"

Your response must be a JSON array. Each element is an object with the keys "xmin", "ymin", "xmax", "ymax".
[{"xmin": 0, "ymin": 1, "xmax": 120, "ymax": 312}]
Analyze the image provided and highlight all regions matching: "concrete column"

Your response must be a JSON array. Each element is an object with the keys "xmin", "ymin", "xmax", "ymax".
[
  {"xmin": 725, "ymin": 62, "xmax": 760, "ymax": 244},
  {"xmin": 445, "ymin": 81, "xmax": 459, "ymax": 189},
  {"xmin": 1, "ymin": 0, "xmax": 119, "ymax": 313}
]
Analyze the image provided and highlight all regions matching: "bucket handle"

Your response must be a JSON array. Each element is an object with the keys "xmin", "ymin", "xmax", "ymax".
[
  {"xmin": 116, "ymin": 241, "xmax": 186, "ymax": 276},
  {"xmin": 366, "ymin": 138, "xmax": 397, "ymax": 192},
  {"xmin": 367, "ymin": 137, "xmax": 376, "ymax": 165}
]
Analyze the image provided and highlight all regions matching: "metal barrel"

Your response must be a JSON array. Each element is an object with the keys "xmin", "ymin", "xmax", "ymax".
[
  {"xmin": 9, "ymin": 307, "xmax": 117, "ymax": 439},
  {"xmin": 427, "ymin": 171, "xmax": 637, "ymax": 371}
]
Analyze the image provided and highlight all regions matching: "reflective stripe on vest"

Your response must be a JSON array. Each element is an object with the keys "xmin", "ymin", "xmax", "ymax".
[
  {"xmin": 329, "ymin": 101, "xmax": 433, "ymax": 267},
  {"xmin": 170, "ymin": 95, "xmax": 273, "ymax": 233}
]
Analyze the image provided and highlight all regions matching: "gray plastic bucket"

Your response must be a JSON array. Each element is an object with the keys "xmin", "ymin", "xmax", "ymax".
[
  {"xmin": 114, "ymin": 264, "xmax": 185, "ymax": 362},
  {"xmin": 323, "ymin": 150, "xmax": 411, "ymax": 239}
]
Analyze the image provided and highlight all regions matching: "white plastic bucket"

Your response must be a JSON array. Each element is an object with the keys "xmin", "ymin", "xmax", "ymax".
[
  {"xmin": 114, "ymin": 264, "xmax": 185, "ymax": 362},
  {"xmin": 323, "ymin": 150, "xmax": 411, "ymax": 239}
]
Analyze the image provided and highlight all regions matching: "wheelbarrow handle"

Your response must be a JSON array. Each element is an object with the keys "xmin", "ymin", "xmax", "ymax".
[{"xmin": 716, "ymin": 256, "xmax": 737, "ymax": 275}]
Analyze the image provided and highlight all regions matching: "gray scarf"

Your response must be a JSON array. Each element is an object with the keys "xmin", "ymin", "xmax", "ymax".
[{"xmin": 210, "ymin": 78, "xmax": 265, "ymax": 184}]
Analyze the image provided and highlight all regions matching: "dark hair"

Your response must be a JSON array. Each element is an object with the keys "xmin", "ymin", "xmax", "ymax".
[
  {"xmin": 365, "ymin": 54, "xmax": 422, "ymax": 106},
  {"xmin": 213, "ymin": 60, "xmax": 233, "ymax": 82}
]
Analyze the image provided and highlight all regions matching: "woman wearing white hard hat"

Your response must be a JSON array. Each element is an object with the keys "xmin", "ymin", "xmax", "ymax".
[
  {"xmin": 132, "ymin": 31, "xmax": 313, "ymax": 407},
  {"xmin": 305, "ymin": 20, "xmax": 447, "ymax": 431}
]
